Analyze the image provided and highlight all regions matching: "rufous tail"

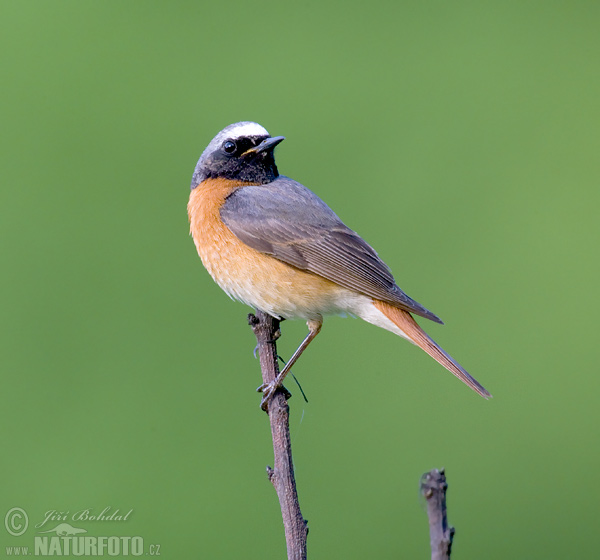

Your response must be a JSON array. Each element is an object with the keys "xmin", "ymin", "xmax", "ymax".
[{"xmin": 373, "ymin": 300, "xmax": 491, "ymax": 399}]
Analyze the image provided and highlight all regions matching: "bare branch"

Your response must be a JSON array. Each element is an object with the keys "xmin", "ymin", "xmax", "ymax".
[
  {"xmin": 248, "ymin": 311, "xmax": 308, "ymax": 560},
  {"xmin": 420, "ymin": 468, "xmax": 455, "ymax": 560}
]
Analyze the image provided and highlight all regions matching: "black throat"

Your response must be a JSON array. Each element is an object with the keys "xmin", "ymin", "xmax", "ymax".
[
  {"xmin": 192, "ymin": 135, "xmax": 280, "ymax": 188},
  {"xmin": 214, "ymin": 153, "xmax": 279, "ymax": 184}
]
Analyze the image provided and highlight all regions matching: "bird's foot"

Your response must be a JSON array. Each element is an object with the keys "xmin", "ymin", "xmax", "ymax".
[{"xmin": 257, "ymin": 380, "xmax": 291, "ymax": 412}]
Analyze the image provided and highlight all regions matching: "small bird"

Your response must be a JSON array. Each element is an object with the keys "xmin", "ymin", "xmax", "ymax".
[{"xmin": 188, "ymin": 122, "xmax": 490, "ymax": 405}]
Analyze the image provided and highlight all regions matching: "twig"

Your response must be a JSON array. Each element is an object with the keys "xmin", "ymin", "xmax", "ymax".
[
  {"xmin": 248, "ymin": 311, "xmax": 308, "ymax": 560},
  {"xmin": 420, "ymin": 468, "xmax": 455, "ymax": 560}
]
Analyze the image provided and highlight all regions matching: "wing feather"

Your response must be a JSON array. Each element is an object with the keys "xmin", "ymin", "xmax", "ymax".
[{"xmin": 221, "ymin": 176, "xmax": 442, "ymax": 323}]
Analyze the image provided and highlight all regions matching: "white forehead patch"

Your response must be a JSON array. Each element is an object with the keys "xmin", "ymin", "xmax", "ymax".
[
  {"xmin": 225, "ymin": 121, "xmax": 269, "ymax": 139},
  {"xmin": 201, "ymin": 121, "xmax": 270, "ymax": 160}
]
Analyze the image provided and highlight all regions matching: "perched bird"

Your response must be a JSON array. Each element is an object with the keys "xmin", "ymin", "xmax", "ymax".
[{"xmin": 188, "ymin": 122, "xmax": 490, "ymax": 405}]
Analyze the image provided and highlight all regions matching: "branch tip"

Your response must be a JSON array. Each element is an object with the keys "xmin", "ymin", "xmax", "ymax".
[{"xmin": 420, "ymin": 468, "xmax": 454, "ymax": 560}]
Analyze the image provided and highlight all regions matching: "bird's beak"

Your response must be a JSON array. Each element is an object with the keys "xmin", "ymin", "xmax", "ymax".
[{"xmin": 243, "ymin": 136, "xmax": 285, "ymax": 156}]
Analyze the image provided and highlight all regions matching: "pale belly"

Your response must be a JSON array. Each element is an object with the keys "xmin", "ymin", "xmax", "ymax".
[{"xmin": 196, "ymin": 233, "xmax": 354, "ymax": 320}]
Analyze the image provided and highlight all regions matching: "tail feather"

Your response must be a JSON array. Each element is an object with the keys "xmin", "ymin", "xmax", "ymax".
[{"xmin": 373, "ymin": 300, "xmax": 491, "ymax": 399}]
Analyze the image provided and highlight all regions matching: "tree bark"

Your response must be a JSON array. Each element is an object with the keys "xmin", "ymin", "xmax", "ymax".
[
  {"xmin": 420, "ymin": 468, "xmax": 455, "ymax": 560},
  {"xmin": 248, "ymin": 311, "xmax": 308, "ymax": 560}
]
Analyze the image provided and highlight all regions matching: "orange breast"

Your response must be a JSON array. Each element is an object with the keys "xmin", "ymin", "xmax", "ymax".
[{"xmin": 188, "ymin": 178, "xmax": 346, "ymax": 320}]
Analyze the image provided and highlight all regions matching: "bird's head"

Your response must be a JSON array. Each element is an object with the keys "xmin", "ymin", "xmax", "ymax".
[{"xmin": 191, "ymin": 122, "xmax": 285, "ymax": 189}]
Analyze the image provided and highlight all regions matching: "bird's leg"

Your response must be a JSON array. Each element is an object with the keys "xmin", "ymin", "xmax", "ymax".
[
  {"xmin": 276, "ymin": 356, "xmax": 309, "ymax": 403},
  {"xmin": 258, "ymin": 319, "xmax": 322, "ymax": 411}
]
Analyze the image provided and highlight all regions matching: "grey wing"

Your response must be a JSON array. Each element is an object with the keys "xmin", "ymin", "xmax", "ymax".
[{"xmin": 221, "ymin": 176, "xmax": 442, "ymax": 323}]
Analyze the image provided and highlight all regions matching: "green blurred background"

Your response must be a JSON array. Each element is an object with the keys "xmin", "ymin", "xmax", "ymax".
[{"xmin": 1, "ymin": 1, "xmax": 598, "ymax": 558}]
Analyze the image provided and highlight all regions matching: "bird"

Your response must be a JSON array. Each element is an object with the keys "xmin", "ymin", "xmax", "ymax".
[{"xmin": 188, "ymin": 121, "xmax": 490, "ymax": 407}]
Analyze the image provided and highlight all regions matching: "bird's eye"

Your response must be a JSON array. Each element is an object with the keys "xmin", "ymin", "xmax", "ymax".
[{"xmin": 222, "ymin": 140, "xmax": 236, "ymax": 154}]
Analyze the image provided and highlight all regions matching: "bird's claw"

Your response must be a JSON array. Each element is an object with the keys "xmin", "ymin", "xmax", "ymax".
[{"xmin": 257, "ymin": 381, "xmax": 291, "ymax": 412}]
